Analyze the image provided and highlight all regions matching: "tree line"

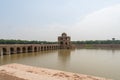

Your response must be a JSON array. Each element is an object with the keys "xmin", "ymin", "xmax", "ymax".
[
  {"xmin": 0, "ymin": 39, "xmax": 57, "ymax": 44},
  {"xmin": 72, "ymin": 40, "xmax": 120, "ymax": 44},
  {"xmin": 0, "ymin": 39, "xmax": 120, "ymax": 44}
]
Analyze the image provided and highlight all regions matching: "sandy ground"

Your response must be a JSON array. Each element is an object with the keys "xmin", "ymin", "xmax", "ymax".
[
  {"xmin": 0, "ymin": 63, "xmax": 111, "ymax": 80},
  {"xmin": 0, "ymin": 72, "xmax": 25, "ymax": 80}
]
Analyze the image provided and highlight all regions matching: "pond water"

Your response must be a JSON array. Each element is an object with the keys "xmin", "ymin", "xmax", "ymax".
[{"xmin": 0, "ymin": 49, "xmax": 120, "ymax": 80}]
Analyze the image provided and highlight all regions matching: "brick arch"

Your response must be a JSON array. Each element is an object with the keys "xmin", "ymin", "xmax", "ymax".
[
  {"xmin": 34, "ymin": 46, "xmax": 37, "ymax": 52},
  {"xmin": 41, "ymin": 46, "xmax": 44, "ymax": 51},
  {"xmin": 10, "ymin": 47, "xmax": 15, "ymax": 54},
  {"xmin": 2, "ymin": 48, "xmax": 7, "ymax": 55},
  {"xmin": 16, "ymin": 47, "xmax": 21, "ymax": 53},
  {"xmin": 44, "ymin": 46, "xmax": 46, "ymax": 51},
  {"xmin": 38, "ymin": 47, "xmax": 41, "ymax": 51},
  {"xmin": 28, "ymin": 46, "xmax": 32, "ymax": 52},
  {"xmin": 47, "ymin": 46, "xmax": 49, "ymax": 50},
  {"xmin": 22, "ymin": 47, "xmax": 26, "ymax": 53}
]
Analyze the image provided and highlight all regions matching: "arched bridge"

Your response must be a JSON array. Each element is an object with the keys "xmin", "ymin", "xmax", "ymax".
[{"xmin": 0, "ymin": 44, "xmax": 59, "ymax": 56}]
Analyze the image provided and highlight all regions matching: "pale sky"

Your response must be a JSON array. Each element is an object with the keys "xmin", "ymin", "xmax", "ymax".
[{"xmin": 0, "ymin": 0, "xmax": 120, "ymax": 41}]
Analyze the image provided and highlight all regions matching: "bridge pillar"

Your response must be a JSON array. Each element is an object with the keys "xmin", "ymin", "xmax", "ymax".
[
  {"xmin": 32, "ymin": 46, "xmax": 35, "ymax": 52},
  {"xmin": 19, "ymin": 47, "xmax": 23, "ymax": 53},
  {"xmin": 38, "ymin": 46, "xmax": 41, "ymax": 52},
  {"xmin": 37, "ymin": 46, "xmax": 39, "ymax": 52},
  {"xmin": 0, "ymin": 48, "xmax": 3, "ymax": 56},
  {"xmin": 14, "ymin": 47, "xmax": 17, "ymax": 54},
  {"xmin": 25, "ymin": 47, "xmax": 28, "ymax": 53},
  {"xmin": 6, "ymin": 47, "xmax": 11, "ymax": 55}
]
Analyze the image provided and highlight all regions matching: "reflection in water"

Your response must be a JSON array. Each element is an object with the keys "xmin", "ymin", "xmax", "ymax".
[
  {"xmin": 112, "ymin": 49, "xmax": 115, "ymax": 54},
  {"xmin": 58, "ymin": 50, "xmax": 71, "ymax": 67},
  {"xmin": 57, "ymin": 49, "xmax": 75, "ymax": 70},
  {"xmin": 0, "ymin": 50, "xmax": 57, "ymax": 65}
]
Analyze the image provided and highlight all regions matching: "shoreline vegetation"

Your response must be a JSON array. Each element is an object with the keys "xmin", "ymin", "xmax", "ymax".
[
  {"xmin": 1, "ymin": 39, "xmax": 120, "ymax": 49},
  {"xmin": 0, "ymin": 39, "xmax": 120, "ymax": 44},
  {"xmin": 75, "ymin": 44, "xmax": 120, "ymax": 49},
  {"xmin": 0, "ymin": 39, "xmax": 57, "ymax": 44}
]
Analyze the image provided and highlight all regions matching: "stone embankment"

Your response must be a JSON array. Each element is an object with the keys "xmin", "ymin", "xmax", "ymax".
[{"xmin": 0, "ymin": 63, "xmax": 111, "ymax": 80}]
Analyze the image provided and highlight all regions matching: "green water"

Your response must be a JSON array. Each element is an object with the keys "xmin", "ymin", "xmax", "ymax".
[{"xmin": 0, "ymin": 49, "xmax": 120, "ymax": 80}]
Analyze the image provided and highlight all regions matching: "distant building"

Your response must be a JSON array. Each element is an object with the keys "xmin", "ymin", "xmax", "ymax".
[
  {"xmin": 58, "ymin": 33, "xmax": 74, "ymax": 49},
  {"xmin": 112, "ymin": 38, "xmax": 115, "ymax": 41}
]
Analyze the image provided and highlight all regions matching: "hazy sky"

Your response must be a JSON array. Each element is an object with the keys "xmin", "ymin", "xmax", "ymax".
[{"xmin": 0, "ymin": 0, "xmax": 120, "ymax": 41}]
